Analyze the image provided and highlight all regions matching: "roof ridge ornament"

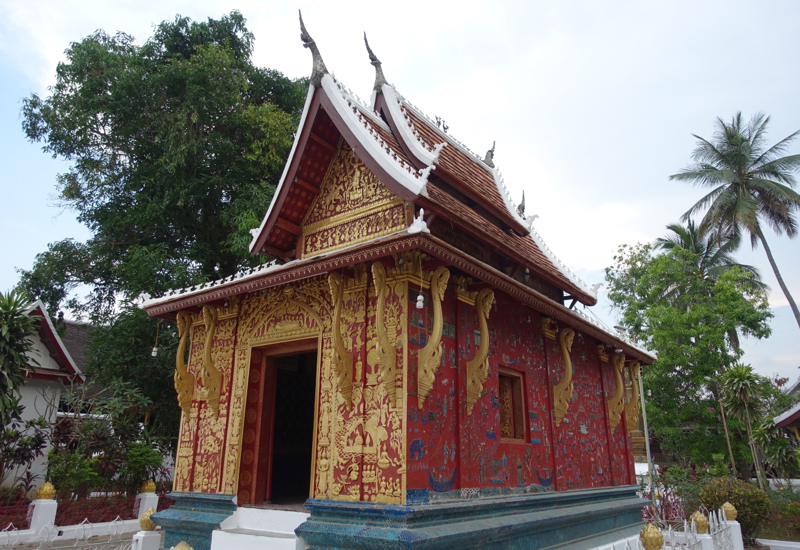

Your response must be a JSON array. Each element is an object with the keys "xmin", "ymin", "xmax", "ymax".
[
  {"xmin": 517, "ymin": 190, "xmax": 525, "ymax": 217},
  {"xmin": 364, "ymin": 33, "xmax": 387, "ymax": 92},
  {"xmin": 299, "ymin": 11, "xmax": 327, "ymax": 87},
  {"xmin": 484, "ymin": 141, "xmax": 496, "ymax": 167}
]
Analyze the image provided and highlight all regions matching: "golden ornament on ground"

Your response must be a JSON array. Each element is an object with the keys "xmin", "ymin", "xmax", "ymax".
[
  {"xmin": 691, "ymin": 510, "xmax": 709, "ymax": 534},
  {"xmin": 140, "ymin": 479, "xmax": 156, "ymax": 493},
  {"xmin": 722, "ymin": 501, "xmax": 737, "ymax": 521},
  {"xmin": 639, "ymin": 522, "xmax": 663, "ymax": 550},
  {"xmin": 36, "ymin": 482, "xmax": 56, "ymax": 500},
  {"xmin": 139, "ymin": 507, "xmax": 157, "ymax": 531}
]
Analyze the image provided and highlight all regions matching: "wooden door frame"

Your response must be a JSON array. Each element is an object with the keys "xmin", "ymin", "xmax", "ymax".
[{"xmin": 241, "ymin": 335, "xmax": 321, "ymax": 504}]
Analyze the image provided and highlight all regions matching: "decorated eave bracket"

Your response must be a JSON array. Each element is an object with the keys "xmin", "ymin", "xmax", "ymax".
[
  {"xmin": 607, "ymin": 352, "xmax": 626, "ymax": 432},
  {"xmin": 172, "ymin": 298, "xmax": 240, "ymax": 419},
  {"xmin": 173, "ymin": 311, "xmax": 196, "ymax": 416},
  {"xmin": 372, "ymin": 262, "xmax": 403, "ymax": 409},
  {"xmin": 329, "ymin": 273, "xmax": 354, "ymax": 408},
  {"xmin": 624, "ymin": 360, "xmax": 642, "ymax": 433},
  {"xmin": 552, "ymin": 325, "xmax": 575, "ymax": 425},
  {"xmin": 464, "ymin": 288, "xmax": 494, "ymax": 415},
  {"xmin": 417, "ymin": 266, "xmax": 450, "ymax": 408}
]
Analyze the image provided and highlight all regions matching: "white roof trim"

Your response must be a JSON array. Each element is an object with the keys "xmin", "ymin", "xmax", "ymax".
[
  {"xmin": 774, "ymin": 400, "xmax": 800, "ymax": 426},
  {"xmin": 248, "ymin": 83, "xmax": 316, "ymax": 254},
  {"xmin": 144, "ymin": 226, "xmax": 418, "ymax": 309},
  {"xmin": 381, "ymin": 84, "xmax": 437, "ymax": 165},
  {"xmin": 526, "ymin": 225, "xmax": 597, "ymax": 300},
  {"xmin": 322, "ymin": 74, "xmax": 428, "ymax": 196},
  {"xmin": 24, "ymin": 300, "xmax": 84, "ymax": 380}
]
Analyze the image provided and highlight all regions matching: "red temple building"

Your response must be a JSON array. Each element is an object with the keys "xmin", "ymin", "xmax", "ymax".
[{"xmin": 145, "ymin": 15, "xmax": 654, "ymax": 550}]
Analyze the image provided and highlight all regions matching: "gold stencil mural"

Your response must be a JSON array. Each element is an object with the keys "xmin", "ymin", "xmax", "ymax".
[
  {"xmin": 300, "ymin": 140, "xmax": 409, "ymax": 258},
  {"xmin": 329, "ymin": 274, "xmax": 354, "ymax": 408}
]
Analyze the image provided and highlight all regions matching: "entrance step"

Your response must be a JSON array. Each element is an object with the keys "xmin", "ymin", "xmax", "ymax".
[{"xmin": 212, "ymin": 508, "xmax": 309, "ymax": 550}]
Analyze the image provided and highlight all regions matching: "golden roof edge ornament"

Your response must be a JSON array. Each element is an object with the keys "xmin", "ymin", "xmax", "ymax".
[
  {"xmin": 364, "ymin": 33, "xmax": 387, "ymax": 92},
  {"xmin": 36, "ymin": 481, "xmax": 56, "ymax": 500},
  {"xmin": 299, "ymin": 10, "xmax": 328, "ymax": 88}
]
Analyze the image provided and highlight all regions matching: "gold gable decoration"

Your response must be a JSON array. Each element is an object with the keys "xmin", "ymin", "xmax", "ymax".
[
  {"xmin": 299, "ymin": 141, "xmax": 408, "ymax": 257},
  {"xmin": 465, "ymin": 289, "xmax": 494, "ymax": 415},
  {"xmin": 607, "ymin": 352, "xmax": 626, "ymax": 432}
]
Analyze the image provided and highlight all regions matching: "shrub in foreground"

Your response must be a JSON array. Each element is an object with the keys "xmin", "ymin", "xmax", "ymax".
[{"xmin": 699, "ymin": 477, "xmax": 769, "ymax": 541}]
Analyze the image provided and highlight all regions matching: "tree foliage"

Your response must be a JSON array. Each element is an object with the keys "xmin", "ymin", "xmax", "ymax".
[
  {"xmin": 605, "ymin": 243, "xmax": 772, "ymax": 464},
  {"xmin": 0, "ymin": 290, "xmax": 40, "ymax": 426},
  {"xmin": 16, "ymin": 11, "xmax": 308, "ymax": 438},
  {"xmin": 671, "ymin": 112, "xmax": 800, "ymax": 329}
]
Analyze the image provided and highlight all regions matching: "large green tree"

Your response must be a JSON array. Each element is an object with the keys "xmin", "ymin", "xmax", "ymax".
[
  {"xmin": 670, "ymin": 113, "xmax": 800, "ymax": 330},
  {"xmin": 17, "ymin": 12, "xmax": 307, "ymax": 438},
  {"xmin": 605, "ymin": 244, "xmax": 772, "ymax": 465}
]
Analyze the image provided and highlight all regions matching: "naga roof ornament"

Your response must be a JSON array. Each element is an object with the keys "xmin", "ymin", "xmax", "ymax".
[
  {"xmin": 364, "ymin": 33, "xmax": 387, "ymax": 92},
  {"xmin": 483, "ymin": 141, "xmax": 496, "ymax": 168},
  {"xmin": 299, "ymin": 11, "xmax": 328, "ymax": 87}
]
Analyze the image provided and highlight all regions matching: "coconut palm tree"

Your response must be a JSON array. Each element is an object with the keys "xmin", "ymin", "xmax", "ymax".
[
  {"xmin": 655, "ymin": 221, "xmax": 766, "ymax": 292},
  {"xmin": 670, "ymin": 113, "xmax": 800, "ymax": 330}
]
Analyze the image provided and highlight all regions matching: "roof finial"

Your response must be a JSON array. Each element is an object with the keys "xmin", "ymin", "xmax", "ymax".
[
  {"xmin": 484, "ymin": 141, "xmax": 496, "ymax": 168},
  {"xmin": 364, "ymin": 33, "xmax": 387, "ymax": 92},
  {"xmin": 299, "ymin": 11, "xmax": 327, "ymax": 87},
  {"xmin": 517, "ymin": 190, "xmax": 526, "ymax": 217}
]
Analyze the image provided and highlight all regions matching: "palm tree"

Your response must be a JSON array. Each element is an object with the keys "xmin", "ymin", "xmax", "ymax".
[
  {"xmin": 670, "ymin": 113, "xmax": 800, "ymax": 330},
  {"xmin": 655, "ymin": 221, "xmax": 766, "ymax": 292},
  {"xmin": 655, "ymin": 221, "xmax": 767, "ymax": 352},
  {"xmin": 719, "ymin": 364, "xmax": 769, "ymax": 491}
]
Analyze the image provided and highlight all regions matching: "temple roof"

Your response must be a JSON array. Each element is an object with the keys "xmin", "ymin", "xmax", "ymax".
[
  {"xmin": 24, "ymin": 300, "xmax": 84, "ymax": 382},
  {"xmin": 246, "ymin": 25, "xmax": 597, "ymax": 306}
]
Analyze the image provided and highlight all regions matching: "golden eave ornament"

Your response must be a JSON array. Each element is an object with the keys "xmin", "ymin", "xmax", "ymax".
[
  {"xmin": 416, "ymin": 266, "xmax": 450, "ymax": 408},
  {"xmin": 553, "ymin": 327, "xmax": 575, "ymax": 425}
]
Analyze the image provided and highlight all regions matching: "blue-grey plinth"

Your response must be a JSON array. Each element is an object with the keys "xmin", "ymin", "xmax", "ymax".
[
  {"xmin": 151, "ymin": 492, "xmax": 236, "ymax": 550},
  {"xmin": 295, "ymin": 485, "xmax": 646, "ymax": 550}
]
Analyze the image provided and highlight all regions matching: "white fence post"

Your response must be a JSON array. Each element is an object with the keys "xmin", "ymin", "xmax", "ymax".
[
  {"xmin": 27, "ymin": 498, "xmax": 57, "ymax": 534},
  {"xmin": 134, "ymin": 491, "xmax": 159, "ymax": 519}
]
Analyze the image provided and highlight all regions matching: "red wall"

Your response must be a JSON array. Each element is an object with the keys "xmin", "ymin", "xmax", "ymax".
[{"xmin": 406, "ymin": 285, "xmax": 634, "ymax": 496}]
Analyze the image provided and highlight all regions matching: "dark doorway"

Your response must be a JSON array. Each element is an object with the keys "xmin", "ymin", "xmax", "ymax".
[{"xmin": 269, "ymin": 351, "xmax": 317, "ymax": 504}]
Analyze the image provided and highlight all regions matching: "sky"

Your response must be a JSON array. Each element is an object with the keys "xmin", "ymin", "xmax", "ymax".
[{"xmin": 1, "ymin": 0, "xmax": 798, "ymax": 383}]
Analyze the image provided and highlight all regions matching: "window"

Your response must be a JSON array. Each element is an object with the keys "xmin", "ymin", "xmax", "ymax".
[{"xmin": 499, "ymin": 367, "xmax": 525, "ymax": 441}]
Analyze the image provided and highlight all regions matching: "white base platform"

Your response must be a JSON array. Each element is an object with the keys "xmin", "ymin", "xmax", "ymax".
[{"xmin": 211, "ymin": 507, "xmax": 309, "ymax": 550}]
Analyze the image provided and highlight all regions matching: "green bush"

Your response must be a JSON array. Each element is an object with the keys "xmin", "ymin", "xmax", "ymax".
[
  {"xmin": 46, "ymin": 450, "xmax": 104, "ymax": 500},
  {"xmin": 115, "ymin": 443, "xmax": 163, "ymax": 496},
  {"xmin": 699, "ymin": 477, "xmax": 770, "ymax": 541}
]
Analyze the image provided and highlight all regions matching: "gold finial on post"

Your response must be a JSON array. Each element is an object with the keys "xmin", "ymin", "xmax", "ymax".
[
  {"xmin": 140, "ymin": 480, "xmax": 156, "ymax": 493},
  {"xmin": 722, "ymin": 501, "xmax": 737, "ymax": 521},
  {"xmin": 36, "ymin": 482, "xmax": 56, "ymax": 500},
  {"xmin": 170, "ymin": 542, "xmax": 194, "ymax": 550},
  {"xmin": 639, "ymin": 522, "xmax": 663, "ymax": 550},
  {"xmin": 139, "ymin": 507, "xmax": 157, "ymax": 531},
  {"xmin": 691, "ymin": 510, "xmax": 709, "ymax": 534}
]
